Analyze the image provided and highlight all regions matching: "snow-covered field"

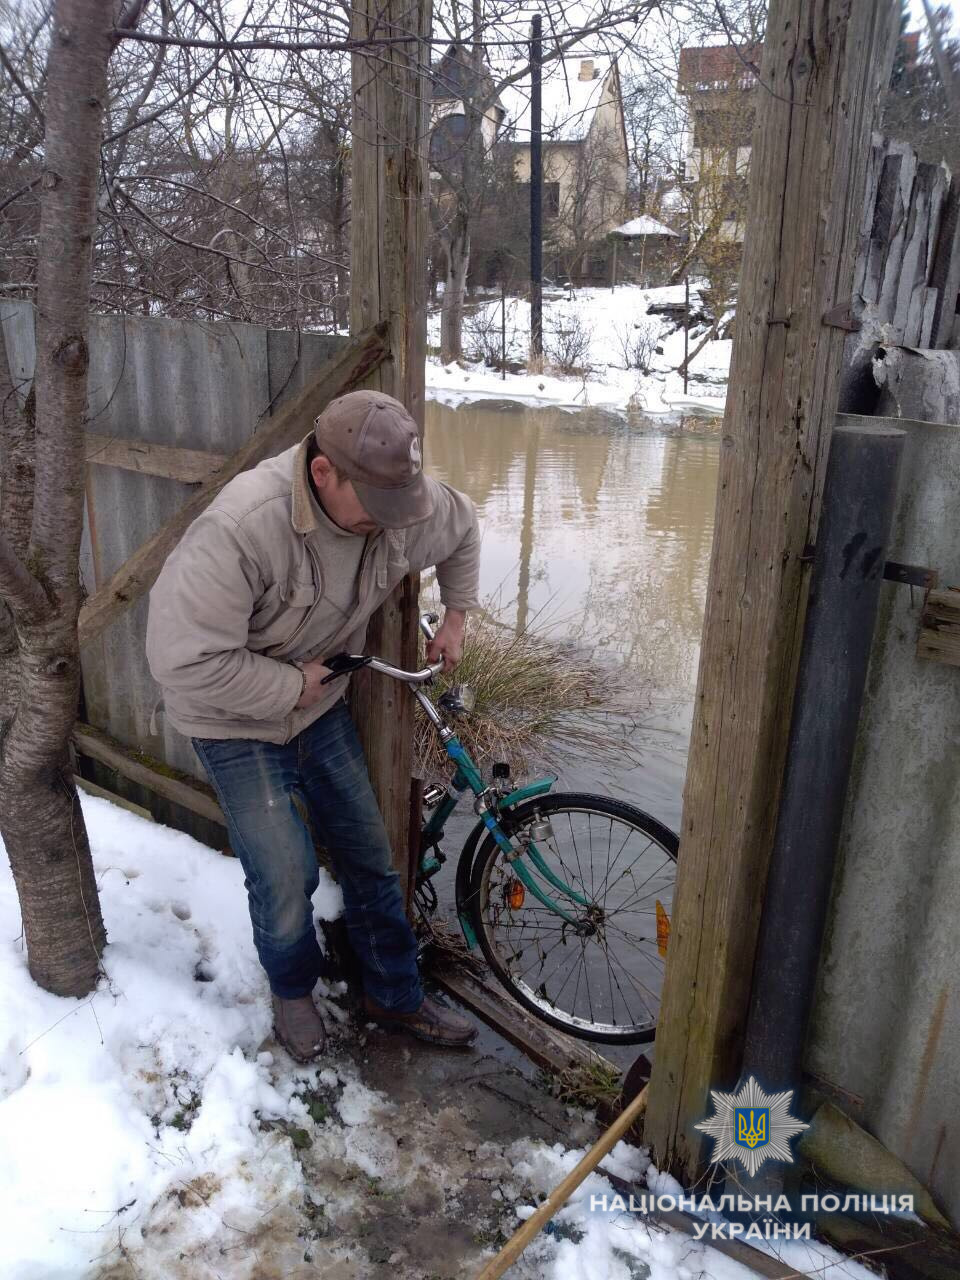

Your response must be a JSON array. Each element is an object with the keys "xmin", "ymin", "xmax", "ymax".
[
  {"xmin": 1, "ymin": 794, "xmax": 878, "ymax": 1279},
  {"xmin": 426, "ymin": 284, "xmax": 731, "ymax": 417}
]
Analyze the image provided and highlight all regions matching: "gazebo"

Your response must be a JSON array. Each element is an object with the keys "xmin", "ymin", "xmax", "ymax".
[{"xmin": 610, "ymin": 214, "xmax": 680, "ymax": 288}]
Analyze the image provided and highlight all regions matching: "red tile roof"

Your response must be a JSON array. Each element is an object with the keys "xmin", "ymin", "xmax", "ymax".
[
  {"xmin": 679, "ymin": 32, "xmax": 920, "ymax": 92},
  {"xmin": 678, "ymin": 44, "xmax": 762, "ymax": 92}
]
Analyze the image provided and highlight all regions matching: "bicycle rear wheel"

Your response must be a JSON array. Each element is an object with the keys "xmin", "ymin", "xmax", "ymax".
[{"xmin": 468, "ymin": 792, "xmax": 678, "ymax": 1044}]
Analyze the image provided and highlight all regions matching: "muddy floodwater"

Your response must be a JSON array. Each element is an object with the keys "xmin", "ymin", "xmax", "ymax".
[
  {"xmin": 424, "ymin": 398, "xmax": 721, "ymax": 832},
  {"xmin": 423, "ymin": 399, "xmax": 721, "ymax": 1066}
]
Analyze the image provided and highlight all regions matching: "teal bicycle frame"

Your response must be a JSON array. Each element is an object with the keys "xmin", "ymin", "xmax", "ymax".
[
  {"xmin": 334, "ymin": 612, "xmax": 595, "ymax": 952},
  {"xmin": 412, "ymin": 687, "xmax": 593, "ymax": 949}
]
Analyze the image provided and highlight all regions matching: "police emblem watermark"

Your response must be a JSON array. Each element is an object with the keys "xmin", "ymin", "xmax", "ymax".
[
  {"xmin": 694, "ymin": 1076, "xmax": 809, "ymax": 1176},
  {"xmin": 589, "ymin": 1075, "xmax": 912, "ymax": 1234}
]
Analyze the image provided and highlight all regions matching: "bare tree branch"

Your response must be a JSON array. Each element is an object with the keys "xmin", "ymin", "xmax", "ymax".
[
  {"xmin": 0, "ymin": 531, "xmax": 49, "ymax": 623},
  {"xmin": 0, "ymin": 41, "xmax": 45, "ymax": 129}
]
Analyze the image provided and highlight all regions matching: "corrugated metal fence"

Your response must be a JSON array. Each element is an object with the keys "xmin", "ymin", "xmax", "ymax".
[
  {"xmin": 807, "ymin": 412, "xmax": 960, "ymax": 1228},
  {"xmin": 1, "ymin": 301, "xmax": 344, "ymax": 842}
]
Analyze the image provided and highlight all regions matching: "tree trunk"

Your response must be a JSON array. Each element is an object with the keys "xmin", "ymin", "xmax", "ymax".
[
  {"xmin": 0, "ymin": 0, "xmax": 111, "ymax": 997},
  {"xmin": 0, "ymin": 311, "xmax": 34, "ymax": 725},
  {"xmin": 440, "ymin": 220, "xmax": 470, "ymax": 363}
]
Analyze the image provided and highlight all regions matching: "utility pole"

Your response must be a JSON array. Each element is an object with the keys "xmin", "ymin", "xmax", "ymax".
[
  {"xmin": 529, "ymin": 13, "xmax": 543, "ymax": 372},
  {"xmin": 643, "ymin": 0, "xmax": 899, "ymax": 1185}
]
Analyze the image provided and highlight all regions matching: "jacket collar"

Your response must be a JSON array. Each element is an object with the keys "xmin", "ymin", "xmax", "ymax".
[{"xmin": 291, "ymin": 432, "xmax": 320, "ymax": 535}]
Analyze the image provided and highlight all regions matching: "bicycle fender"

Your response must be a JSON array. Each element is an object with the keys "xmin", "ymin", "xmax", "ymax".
[
  {"xmin": 452, "ymin": 778, "xmax": 556, "ymax": 946},
  {"xmin": 454, "ymin": 818, "xmax": 486, "ymax": 948},
  {"xmin": 500, "ymin": 778, "xmax": 556, "ymax": 808}
]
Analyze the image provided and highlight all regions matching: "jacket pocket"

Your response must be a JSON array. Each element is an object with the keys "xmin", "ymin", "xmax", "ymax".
[
  {"xmin": 280, "ymin": 581, "xmax": 316, "ymax": 609},
  {"xmin": 249, "ymin": 578, "xmax": 317, "ymax": 652}
]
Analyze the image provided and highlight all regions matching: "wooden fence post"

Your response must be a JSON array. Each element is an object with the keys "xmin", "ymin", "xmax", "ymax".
[
  {"xmin": 643, "ymin": 0, "xmax": 899, "ymax": 1182},
  {"xmin": 350, "ymin": 0, "xmax": 433, "ymax": 904}
]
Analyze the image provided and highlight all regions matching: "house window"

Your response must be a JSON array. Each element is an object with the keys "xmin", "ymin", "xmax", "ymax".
[{"xmin": 517, "ymin": 180, "xmax": 561, "ymax": 218}]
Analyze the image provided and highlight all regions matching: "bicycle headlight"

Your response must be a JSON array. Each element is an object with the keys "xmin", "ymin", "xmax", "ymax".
[{"xmin": 438, "ymin": 683, "xmax": 476, "ymax": 715}]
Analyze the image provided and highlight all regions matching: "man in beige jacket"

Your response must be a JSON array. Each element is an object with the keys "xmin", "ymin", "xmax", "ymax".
[{"xmin": 147, "ymin": 390, "xmax": 480, "ymax": 1061}]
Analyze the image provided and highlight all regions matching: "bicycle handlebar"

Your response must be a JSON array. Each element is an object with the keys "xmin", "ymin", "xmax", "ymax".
[{"xmin": 320, "ymin": 613, "xmax": 445, "ymax": 686}]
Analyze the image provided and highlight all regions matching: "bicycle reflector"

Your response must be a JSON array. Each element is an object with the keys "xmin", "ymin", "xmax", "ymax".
[
  {"xmin": 656, "ymin": 900, "xmax": 670, "ymax": 957},
  {"xmin": 505, "ymin": 878, "xmax": 525, "ymax": 910}
]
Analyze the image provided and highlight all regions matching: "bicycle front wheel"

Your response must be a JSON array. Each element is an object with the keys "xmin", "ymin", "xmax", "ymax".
[{"xmin": 468, "ymin": 793, "xmax": 678, "ymax": 1044}]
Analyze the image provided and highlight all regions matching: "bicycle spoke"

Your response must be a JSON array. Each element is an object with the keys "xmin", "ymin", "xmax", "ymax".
[
  {"xmin": 599, "ymin": 934, "xmax": 659, "ymax": 1020},
  {"xmin": 594, "ymin": 826, "xmax": 647, "ymax": 905},
  {"xmin": 612, "ymin": 858, "xmax": 676, "ymax": 914},
  {"xmin": 601, "ymin": 846, "xmax": 668, "ymax": 911},
  {"xmin": 476, "ymin": 801, "xmax": 677, "ymax": 1040},
  {"xmin": 544, "ymin": 942, "xmax": 590, "ymax": 1012},
  {"xmin": 603, "ymin": 922, "xmax": 667, "ymax": 972}
]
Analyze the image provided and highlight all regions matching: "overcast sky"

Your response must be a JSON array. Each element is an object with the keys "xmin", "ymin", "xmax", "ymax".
[{"xmin": 908, "ymin": 0, "xmax": 960, "ymax": 26}]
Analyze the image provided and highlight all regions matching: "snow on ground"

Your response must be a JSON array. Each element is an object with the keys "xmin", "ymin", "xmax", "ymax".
[
  {"xmin": 0, "ymin": 794, "xmax": 879, "ymax": 1279},
  {"xmin": 426, "ymin": 284, "xmax": 731, "ymax": 417}
]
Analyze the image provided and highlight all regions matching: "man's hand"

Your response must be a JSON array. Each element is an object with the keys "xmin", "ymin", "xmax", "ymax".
[
  {"xmin": 293, "ymin": 657, "xmax": 342, "ymax": 709},
  {"xmin": 427, "ymin": 609, "xmax": 466, "ymax": 673}
]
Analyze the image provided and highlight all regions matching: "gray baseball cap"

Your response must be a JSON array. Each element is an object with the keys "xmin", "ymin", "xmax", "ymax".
[{"xmin": 312, "ymin": 390, "xmax": 433, "ymax": 529}]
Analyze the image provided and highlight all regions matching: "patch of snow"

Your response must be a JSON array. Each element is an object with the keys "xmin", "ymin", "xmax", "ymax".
[
  {"xmin": 502, "ymin": 1137, "xmax": 892, "ymax": 1280},
  {"xmin": 337, "ymin": 1076, "xmax": 384, "ymax": 1126},
  {"xmin": 427, "ymin": 284, "xmax": 729, "ymax": 417},
  {"xmin": 0, "ymin": 791, "xmax": 873, "ymax": 1280},
  {"xmin": 614, "ymin": 216, "xmax": 680, "ymax": 238}
]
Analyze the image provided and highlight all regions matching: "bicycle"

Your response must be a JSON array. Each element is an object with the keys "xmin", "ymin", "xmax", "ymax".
[{"xmin": 322, "ymin": 612, "xmax": 679, "ymax": 1044}]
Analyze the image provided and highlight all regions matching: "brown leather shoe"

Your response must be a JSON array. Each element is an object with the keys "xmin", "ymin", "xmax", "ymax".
[
  {"xmin": 271, "ymin": 994, "xmax": 326, "ymax": 1063},
  {"xmin": 363, "ymin": 994, "xmax": 477, "ymax": 1047}
]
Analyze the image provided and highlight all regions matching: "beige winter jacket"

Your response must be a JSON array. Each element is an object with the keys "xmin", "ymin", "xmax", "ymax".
[{"xmin": 146, "ymin": 432, "xmax": 481, "ymax": 743}]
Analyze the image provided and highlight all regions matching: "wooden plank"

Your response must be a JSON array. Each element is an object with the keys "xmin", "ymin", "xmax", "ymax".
[
  {"xmin": 918, "ymin": 587, "xmax": 960, "ymax": 666},
  {"xmin": 74, "ymin": 774, "xmax": 155, "ymax": 822},
  {"xmin": 76, "ymin": 323, "xmax": 389, "ymax": 648},
  {"xmin": 84, "ymin": 432, "xmax": 228, "ymax": 484},
  {"xmin": 854, "ymin": 133, "xmax": 893, "ymax": 305},
  {"xmin": 350, "ymin": 0, "xmax": 432, "ymax": 904},
  {"xmin": 876, "ymin": 146, "xmax": 918, "ymax": 325},
  {"xmin": 919, "ymin": 285, "xmax": 939, "ymax": 348},
  {"xmin": 644, "ymin": 0, "xmax": 900, "ymax": 1186},
  {"xmin": 929, "ymin": 178, "xmax": 960, "ymax": 348},
  {"xmin": 427, "ymin": 957, "xmax": 618, "ymax": 1079},
  {"xmin": 841, "ymin": 139, "xmax": 905, "ymax": 412},
  {"xmin": 898, "ymin": 163, "xmax": 947, "ymax": 347},
  {"xmin": 73, "ymin": 721, "xmax": 226, "ymax": 826}
]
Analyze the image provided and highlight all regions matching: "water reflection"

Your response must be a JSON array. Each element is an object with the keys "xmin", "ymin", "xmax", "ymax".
[
  {"xmin": 426, "ymin": 401, "xmax": 719, "ymax": 709},
  {"xmin": 425, "ymin": 400, "xmax": 720, "ymax": 1063}
]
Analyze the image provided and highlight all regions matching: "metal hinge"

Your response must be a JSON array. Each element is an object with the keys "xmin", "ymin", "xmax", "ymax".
[{"xmin": 822, "ymin": 303, "xmax": 862, "ymax": 333}]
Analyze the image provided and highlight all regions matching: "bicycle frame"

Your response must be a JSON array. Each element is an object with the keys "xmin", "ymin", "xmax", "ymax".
[
  {"xmin": 412, "ymin": 683, "xmax": 593, "ymax": 947},
  {"xmin": 332, "ymin": 612, "xmax": 595, "ymax": 949}
]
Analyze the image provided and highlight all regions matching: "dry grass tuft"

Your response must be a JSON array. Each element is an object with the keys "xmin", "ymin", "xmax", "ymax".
[
  {"xmin": 413, "ymin": 602, "xmax": 646, "ymax": 781},
  {"xmin": 544, "ymin": 1062, "xmax": 624, "ymax": 1112}
]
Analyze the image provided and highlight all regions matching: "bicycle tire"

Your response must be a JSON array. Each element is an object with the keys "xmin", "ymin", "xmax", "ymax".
[{"xmin": 468, "ymin": 791, "xmax": 679, "ymax": 1044}]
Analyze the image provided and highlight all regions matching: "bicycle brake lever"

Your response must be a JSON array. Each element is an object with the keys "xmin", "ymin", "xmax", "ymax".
[{"xmin": 319, "ymin": 653, "xmax": 373, "ymax": 684}]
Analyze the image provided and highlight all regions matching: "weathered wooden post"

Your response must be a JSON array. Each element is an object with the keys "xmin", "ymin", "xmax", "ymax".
[
  {"xmin": 644, "ymin": 0, "xmax": 900, "ymax": 1183},
  {"xmin": 350, "ymin": 0, "xmax": 433, "ymax": 905}
]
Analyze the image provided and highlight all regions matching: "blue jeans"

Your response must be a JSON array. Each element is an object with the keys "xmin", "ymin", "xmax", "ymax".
[{"xmin": 192, "ymin": 699, "xmax": 423, "ymax": 1011}]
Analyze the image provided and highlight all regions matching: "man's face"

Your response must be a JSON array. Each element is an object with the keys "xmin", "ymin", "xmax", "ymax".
[{"xmin": 309, "ymin": 454, "xmax": 381, "ymax": 535}]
